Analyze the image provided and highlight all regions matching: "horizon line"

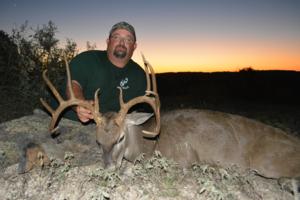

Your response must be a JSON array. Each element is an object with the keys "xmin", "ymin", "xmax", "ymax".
[{"xmin": 154, "ymin": 68, "xmax": 300, "ymax": 74}]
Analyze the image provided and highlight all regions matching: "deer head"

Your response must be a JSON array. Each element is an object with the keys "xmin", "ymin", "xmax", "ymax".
[{"xmin": 40, "ymin": 53, "xmax": 160, "ymax": 169}]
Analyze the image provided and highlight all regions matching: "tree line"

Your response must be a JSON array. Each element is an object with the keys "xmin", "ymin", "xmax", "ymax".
[{"xmin": 0, "ymin": 21, "xmax": 94, "ymax": 119}]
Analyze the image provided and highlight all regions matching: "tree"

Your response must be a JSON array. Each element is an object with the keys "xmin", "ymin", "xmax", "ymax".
[
  {"xmin": 0, "ymin": 30, "xmax": 20, "ymax": 88},
  {"xmin": 9, "ymin": 21, "xmax": 79, "ymax": 108},
  {"xmin": 32, "ymin": 20, "xmax": 59, "ymax": 69},
  {"xmin": 239, "ymin": 67, "xmax": 255, "ymax": 73},
  {"xmin": 11, "ymin": 21, "xmax": 39, "ymax": 94},
  {"xmin": 1, "ymin": 21, "xmax": 79, "ymax": 121},
  {"xmin": 65, "ymin": 38, "xmax": 78, "ymax": 62}
]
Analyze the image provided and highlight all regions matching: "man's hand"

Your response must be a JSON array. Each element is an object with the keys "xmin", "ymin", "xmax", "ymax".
[
  {"xmin": 75, "ymin": 100, "xmax": 95, "ymax": 123},
  {"xmin": 66, "ymin": 80, "xmax": 95, "ymax": 123}
]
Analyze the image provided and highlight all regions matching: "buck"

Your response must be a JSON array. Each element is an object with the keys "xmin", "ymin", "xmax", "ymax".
[{"xmin": 40, "ymin": 55, "xmax": 300, "ymax": 179}]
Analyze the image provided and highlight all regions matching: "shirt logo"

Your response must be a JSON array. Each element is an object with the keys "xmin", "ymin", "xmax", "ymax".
[{"xmin": 120, "ymin": 77, "xmax": 129, "ymax": 90}]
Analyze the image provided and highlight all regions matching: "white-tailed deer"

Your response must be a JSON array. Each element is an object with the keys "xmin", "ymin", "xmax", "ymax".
[{"xmin": 41, "ymin": 55, "xmax": 300, "ymax": 179}]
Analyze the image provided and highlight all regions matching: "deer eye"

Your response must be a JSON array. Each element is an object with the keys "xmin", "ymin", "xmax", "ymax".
[{"xmin": 118, "ymin": 135, "xmax": 125, "ymax": 143}]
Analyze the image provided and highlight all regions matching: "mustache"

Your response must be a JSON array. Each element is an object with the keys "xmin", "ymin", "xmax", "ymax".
[{"xmin": 115, "ymin": 44, "xmax": 127, "ymax": 51}]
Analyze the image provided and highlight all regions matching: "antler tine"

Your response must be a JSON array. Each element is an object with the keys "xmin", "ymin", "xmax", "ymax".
[
  {"xmin": 94, "ymin": 88, "xmax": 100, "ymax": 114},
  {"xmin": 116, "ymin": 54, "xmax": 161, "ymax": 137},
  {"xmin": 64, "ymin": 53, "xmax": 75, "ymax": 99},
  {"xmin": 142, "ymin": 54, "xmax": 160, "ymax": 135},
  {"xmin": 141, "ymin": 52, "xmax": 151, "ymax": 92},
  {"xmin": 40, "ymin": 53, "xmax": 102, "ymax": 134},
  {"xmin": 141, "ymin": 53, "xmax": 160, "ymax": 108},
  {"xmin": 116, "ymin": 88, "xmax": 160, "ymax": 137},
  {"xmin": 141, "ymin": 53, "xmax": 158, "ymax": 95},
  {"xmin": 41, "ymin": 70, "xmax": 64, "ymax": 105}
]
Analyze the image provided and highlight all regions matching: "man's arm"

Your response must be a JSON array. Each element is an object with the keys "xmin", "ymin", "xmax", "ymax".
[{"xmin": 66, "ymin": 80, "xmax": 94, "ymax": 123}]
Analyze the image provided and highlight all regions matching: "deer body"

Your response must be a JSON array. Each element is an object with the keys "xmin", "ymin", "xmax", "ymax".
[
  {"xmin": 41, "ymin": 54, "xmax": 300, "ymax": 179},
  {"xmin": 93, "ymin": 109, "xmax": 300, "ymax": 178},
  {"xmin": 156, "ymin": 109, "xmax": 300, "ymax": 178}
]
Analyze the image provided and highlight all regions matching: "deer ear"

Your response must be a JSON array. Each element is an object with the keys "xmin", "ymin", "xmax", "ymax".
[{"xmin": 125, "ymin": 112, "xmax": 154, "ymax": 125}]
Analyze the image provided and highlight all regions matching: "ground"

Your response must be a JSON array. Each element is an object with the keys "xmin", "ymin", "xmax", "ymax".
[{"xmin": 0, "ymin": 110, "xmax": 298, "ymax": 200}]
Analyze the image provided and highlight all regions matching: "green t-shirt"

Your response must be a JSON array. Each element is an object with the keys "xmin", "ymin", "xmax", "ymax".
[{"xmin": 63, "ymin": 50, "xmax": 147, "ymax": 121}]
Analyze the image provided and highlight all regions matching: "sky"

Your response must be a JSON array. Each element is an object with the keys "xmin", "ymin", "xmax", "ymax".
[{"xmin": 1, "ymin": 0, "xmax": 300, "ymax": 73}]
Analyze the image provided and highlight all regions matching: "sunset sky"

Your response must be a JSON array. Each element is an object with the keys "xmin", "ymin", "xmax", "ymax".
[{"xmin": 1, "ymin": 0, "xmax": 299, "ymax": 73}]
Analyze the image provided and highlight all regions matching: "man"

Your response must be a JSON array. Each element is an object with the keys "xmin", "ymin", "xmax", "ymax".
[{"xmin": 63, "ymin": 21, "xmax": 147, "ymax": 122}]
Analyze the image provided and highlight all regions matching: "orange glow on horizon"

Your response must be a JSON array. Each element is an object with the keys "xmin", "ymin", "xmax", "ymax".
[
  {"xmin": 132, "ymin": 37, "xmax": 300, "ymax": 73},
  {"xmin": 152, "ymin": 65, "xmax": 300, "ymax": 73},
  {"xmin": 77, "ymin": 38, "xmax": 300, "ymax": 73}
]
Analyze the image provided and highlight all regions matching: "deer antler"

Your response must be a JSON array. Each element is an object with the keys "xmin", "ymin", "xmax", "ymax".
[
  {"xmin": 40, "ymin": 54, "xmax": 103, "ymax": 134},
  {"xmin": 115, "ymin": 53, "xmax": 161, "ymax": 137}
]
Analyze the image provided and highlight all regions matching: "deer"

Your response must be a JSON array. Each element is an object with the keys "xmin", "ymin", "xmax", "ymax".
[{"xmin": 39, "ymin": 54, "xmax": 300, "ymax": 180}]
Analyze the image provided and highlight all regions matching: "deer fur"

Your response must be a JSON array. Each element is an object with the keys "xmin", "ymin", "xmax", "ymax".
[{"xmin": 95, "ymin": 109, "xmax": 300, "ymax": 179}]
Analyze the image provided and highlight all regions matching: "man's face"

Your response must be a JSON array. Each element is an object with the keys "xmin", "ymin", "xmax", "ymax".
[{"xmin": 107, "ymin": 29, "xmax": 136, "ymax": 61}]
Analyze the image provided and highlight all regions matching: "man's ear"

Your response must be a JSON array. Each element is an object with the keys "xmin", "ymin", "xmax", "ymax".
[{"xmin": 125, "ymin": 112, "xmax": 154, "ymax": 125}]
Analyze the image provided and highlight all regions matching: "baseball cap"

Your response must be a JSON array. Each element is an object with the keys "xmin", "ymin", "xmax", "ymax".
[{"xmin": 109, "ymin": 21, "xmax": 136, "ymax": 41}]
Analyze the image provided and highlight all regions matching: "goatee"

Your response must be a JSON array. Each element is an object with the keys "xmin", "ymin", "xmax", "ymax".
[{"xmin": 113, "ymin": 45, "xmax": 127, "ymax": 58}]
